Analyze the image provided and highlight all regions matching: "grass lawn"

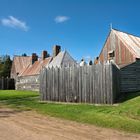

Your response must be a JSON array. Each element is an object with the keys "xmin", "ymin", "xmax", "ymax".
[{"xmin": 0, "ymin": 90, "xmax": 140, "ymax": 133}]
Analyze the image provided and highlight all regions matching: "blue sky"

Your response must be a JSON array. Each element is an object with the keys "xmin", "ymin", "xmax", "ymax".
[{"xmin": 0, "ymin": 0, "xmax": 140, "ymax": 61}]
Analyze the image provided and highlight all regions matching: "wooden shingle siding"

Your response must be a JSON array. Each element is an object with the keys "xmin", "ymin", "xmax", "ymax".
[
  {"xmin": 16, "ymin": 75, "xmax": 40, "ymax": 91},
  {"xmin": 98, "ymin": 29, "xmax": 137, "ymax": 67},
  {"xmin": 120, "ymin": 60, "xmax": 140, "ymax": 92},
  {"xmin": 40, "ymin": 63, "xmax": 120, "ymax": 104}
]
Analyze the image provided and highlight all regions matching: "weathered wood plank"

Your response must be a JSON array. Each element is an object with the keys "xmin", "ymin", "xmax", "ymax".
[{"xmin": 40, "ymin": 63, "xmax": 120, "ymax": 104}]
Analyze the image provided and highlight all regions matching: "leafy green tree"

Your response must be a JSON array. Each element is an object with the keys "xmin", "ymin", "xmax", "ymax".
[
  {"xmin": 22, "ymin": 53, "xmax": 27, "ymax": 56},
  {"xmin": 0, "ymin": 55, "xmax": 12, "ymax": 78}
]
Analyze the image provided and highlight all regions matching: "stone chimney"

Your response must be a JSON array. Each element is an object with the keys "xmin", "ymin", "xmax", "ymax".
[
  {"xmin": 53, "ymin": 45, "xmax": 61, "ymax": 58},
  {"xmin": 42, "ymin": 50, "xmax": 48, "ymax": 60},
  {"xmin": 32, "ymin": 53, "xmax": 38, "ymax": 64}
]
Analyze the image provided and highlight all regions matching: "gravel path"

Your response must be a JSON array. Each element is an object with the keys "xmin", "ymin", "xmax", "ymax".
[{"xmin": 0, "ymin": 107, "xmax": 139, "ymax": 140}]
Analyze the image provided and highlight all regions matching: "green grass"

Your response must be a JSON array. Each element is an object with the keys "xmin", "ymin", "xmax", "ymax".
[{"xmin": 0, "ymin": 90, "xmax": 140, "ymax": 133}]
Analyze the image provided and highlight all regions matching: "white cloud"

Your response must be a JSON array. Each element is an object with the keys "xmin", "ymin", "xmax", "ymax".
[
  {"xmin": 1, "ymin": 16, "xmax": 29, "ymax": 31},
  {"xmin": 55, "ymin": 16, "xmax": 70, "ymax": 23}
]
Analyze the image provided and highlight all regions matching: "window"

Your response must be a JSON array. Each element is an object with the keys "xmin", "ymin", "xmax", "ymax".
[{"xmin": 108, "ymin": 50, "xmax": 115, "ymax": 59}]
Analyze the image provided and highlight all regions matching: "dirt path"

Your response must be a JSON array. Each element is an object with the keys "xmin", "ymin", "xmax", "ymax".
[{"xmin": 0, "ymin": 107, "xmax": 139, "ymax": 140}]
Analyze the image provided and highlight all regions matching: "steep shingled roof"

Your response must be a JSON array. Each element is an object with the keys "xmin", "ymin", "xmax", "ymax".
[
  {"xmin": 47, "ymin": 51, "xmax": 76, "ymax": 68},
  {"xmin": 19, "ymin": 57, "xmax": 52, "ymax": 76},
  {"xmin": 11, "ymin": 56, "xmax": 32, "ymax": 77},
  {"xmin": 112, "ymin": 29, "xmax": 140, "ymax": 58}
]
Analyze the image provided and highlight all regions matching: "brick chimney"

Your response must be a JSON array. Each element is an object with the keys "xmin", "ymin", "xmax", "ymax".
[
  {"xmin": 42, "ymin": 50, "xmax": 48, "ymax": 60},
  {"xmin": 53, "ymin": 45, "xmax": 61, "ymax": 58},
  {"xmin": 32, "ymin": 53, "xmax": 38, "ymax": 64}
]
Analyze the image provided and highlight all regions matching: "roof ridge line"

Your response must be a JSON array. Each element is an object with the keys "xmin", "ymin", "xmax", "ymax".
[{"xmin": 112, "ymin": 28, "xmax": 140, "ymax": 38}]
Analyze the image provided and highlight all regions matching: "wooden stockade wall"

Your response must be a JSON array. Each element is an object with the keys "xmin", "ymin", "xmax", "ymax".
[
  {"xmin": 40, "ymin": 63, "xmax": 120, "ymax": 104},
  {"xmin": 0, "ymin": 78, "xmax": 15, "ymax": 90}
]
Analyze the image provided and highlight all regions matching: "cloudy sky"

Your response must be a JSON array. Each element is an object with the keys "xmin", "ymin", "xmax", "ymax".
[{"xmin": 0, "ymin": 0, "xmax": 140, "ymax": 61}]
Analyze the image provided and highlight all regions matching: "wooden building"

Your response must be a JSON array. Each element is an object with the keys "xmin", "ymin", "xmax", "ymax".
[
  {"xmin": 96, "ymin": 29, "xmax": 140, "ymax": 68},
  {"xmin": 97, "ymin": 29, "xmax": 140, "ymax": 93},
  {"xmin": 11, "ymin": 45, "xmax": 76, "ymax": 91}
]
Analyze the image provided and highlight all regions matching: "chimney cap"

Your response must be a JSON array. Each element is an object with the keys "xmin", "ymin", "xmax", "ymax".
[
  {"xmin": 53, "ymin": 45, "xmax": 61, "ymax": 57},
  {"xmin": 42, "ymin": 50, "xmax": 48, "ymax": 60}
]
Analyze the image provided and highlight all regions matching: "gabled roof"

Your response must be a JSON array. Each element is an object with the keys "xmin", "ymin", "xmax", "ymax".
[
  {"xmin": 112, "ymin": 29, "xmax": 140, "ymax": 58},
  {"xmin": 12, "ymin": 56, "xmax": 32, "ymax": 75},
  {"xmin": 47, "ymin": 51, "xmax": 76, "ymax": 68},
  {"xmin": 20, "ymin": 57, "xmax": 52, "ymax": 76}
]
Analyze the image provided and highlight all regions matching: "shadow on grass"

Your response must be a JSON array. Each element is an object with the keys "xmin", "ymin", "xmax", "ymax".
[
  {"xmin": 117, "ymin": 91, "xmax": 140, "ymax": 103},
  {"xmin": 0, "ymin": 97, "xmax": 35, "ymax": 115},
  {"xmin": 0, "ymin": 108, "xmax": 23, "ymax": 118}
]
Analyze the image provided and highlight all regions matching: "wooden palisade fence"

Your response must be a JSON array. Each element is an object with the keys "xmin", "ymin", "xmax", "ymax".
[
  {"xmin": 40, "ymin": 63, "xmax": 120, "ymax": 104},
  {"xmin": 0, "ymin": 78, "xmax": 15, "ymax": 90}
]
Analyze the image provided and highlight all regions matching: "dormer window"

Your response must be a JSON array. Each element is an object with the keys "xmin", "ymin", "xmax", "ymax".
[{"xmin": 108, "ymin": 50, "xmax": 115, "ymax": 60}]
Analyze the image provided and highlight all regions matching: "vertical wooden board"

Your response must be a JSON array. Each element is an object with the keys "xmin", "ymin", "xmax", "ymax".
[
  {"xmin": 100, "ymin": 64, "xmax": 103, "ymax": 104},
  {"xmin": 72, "ymin": 65, "xmax": 76, "ymax": 102},
  {"xmin": 105, "ymin": 64, "xmax": 109, "ymax": 104},
  {"xmin": 83, "ymin": 66, "xmax": 86, "ymax": 103},
  {"xmin": 57, "ymin": 67, "xmax": 60, "ymax": 101},
  {"xmin": 78, "ymin": 66, "xmax": 82, "ymax": 102},
  {"xmin": 80, "ymin": 66, "xmax": 83, "ymax": 103},
  {"xmin": 98, "ymin": 64, "xmax": 101, "ymax": 104},
  {"xmin": 43, "ymin": 69, "xmax": 46, "ymax": 100},
  {"xmin": 81, "ymin": 66, "xmax": 85, "ymax": 102},
  {"xmin": 112, "ymin": 64, "xmax": 116, "ymax": 103},
  {"xmin": 54, "ymin": 68, "xmax": 56, "ymax": 101},
  {"xmin": 97, "ymin": 64, "xmax": 100, "ymax": 103},
  {"xmin": 69, "ymin": 66, "xmax": 73, "ymax": 102},
  {"xmin": 44, "ymin": 69, "xmax": 47, "ymax": 101},
  {"xmin": 71, "ymin": 66, "xmax": 74, "ymax": 102},
  {"xmin": 46, "ymin": 68, "xmax": 50, "ymax": 101},
  {"xmin": 92, "ymin": 65, "xmax": 95, "ymax": 103},
  {"xmin": 68, "ymin": 66, "xmax": 71, "ymax": 102},
  {"xmin": 49, "ymin": 68, "xmax": 52, "ymax": 101},
  {"xmin": 59, "ymin": 67, "xmax": 63, "ymax": 101},
  {"xmin": 58, "ymin": 68, "xmax": 60, "ymax": 102},
  {"xmin": 61, "ymin": 67, "xmax": 63, "ymax": 102},
  {"xmin": 62, "ymin": 66, "xmax": 65, "ymax": 102},
  {"xmin": 110, "ymin": 64, "xmax": 113, "ymax": 104},
  {"xmin": 76, "ymin": 66, "xmax": 80, "ymax": 102},
  {"xmin": 65, "ymin": 67, "xmax": 67, "ymax": 102},
  {"xmin": 53, "ymin": 67, "xmax": 56, "ymax": 101},
  {"xmin": 58, "ymin": 67, "xmax": 61, "ymax": 101},
  {"xmin": 94, "ymin": 64, "xmax": 98, "ymax": 104},
  {"xmin": 41, "ymin": 69, "xmax": 45, "ymax": 100},
  {"xmin": 91, "ymin": 65, "xmax": 94, "ymax": 103},
  {"xmin": 105, "ymin": 64, "xmax": 108, "ymax": 104},
  {"xmin": 86, "ymin": 66, "xmax": 90, "ymax": 103},
  {"xmin": 47, "ymin": 68, "xmax": 51, "ymax": 101},
  {"xmin": 89, "ymin": 66, "xmax": 92, "ymax": 103},
  {"xmin": 75, "ymin": 66, "xmax": 79, "ymax": 102},
  {"xmin": 49, "ymin": 68, "xmax": 51, "ymax": 101},
  {"xmin": 64, "ymin": 66, "xmax": 66, "ymax": 102},
  {"xmin": 112, "ymin": 64, "xmax": 120, "ymax": 103},
  {"xmin": 63, "ymin": 66, "xmax": 66, "ymax": 102},
  {"xmin": 66, "ymin": 66, "xmax": 70, "ymax": 102},
  {"xmin": 52, "ymin": 67, "xmax": 54, "ymax": 101},
  {"xmin": 102, "ymin": 64, "xmax": 106, "ymax": 104},
  {"xmin": 54, "ymin": 67, "xmax": 57, "ymax": 101},
  {"xmin": 85, "ymin": 66, "xmax": 88, "ymax": 103},
  {"xmin": 106, "ymin": 64, "xmax": 111, "ymax": 104},
  {"xmin": 39, "ymin": 69, "xmax": 42, "ymax": 100}
]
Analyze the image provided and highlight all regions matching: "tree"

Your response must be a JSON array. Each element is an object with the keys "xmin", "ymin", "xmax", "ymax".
[
  {"xmin": 22, "ymin": 53, "xmax": 27, "ymax": 56},
  {"xmin": 0, "ymin": 55, "xmax": 12, "ymax": 78}
]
